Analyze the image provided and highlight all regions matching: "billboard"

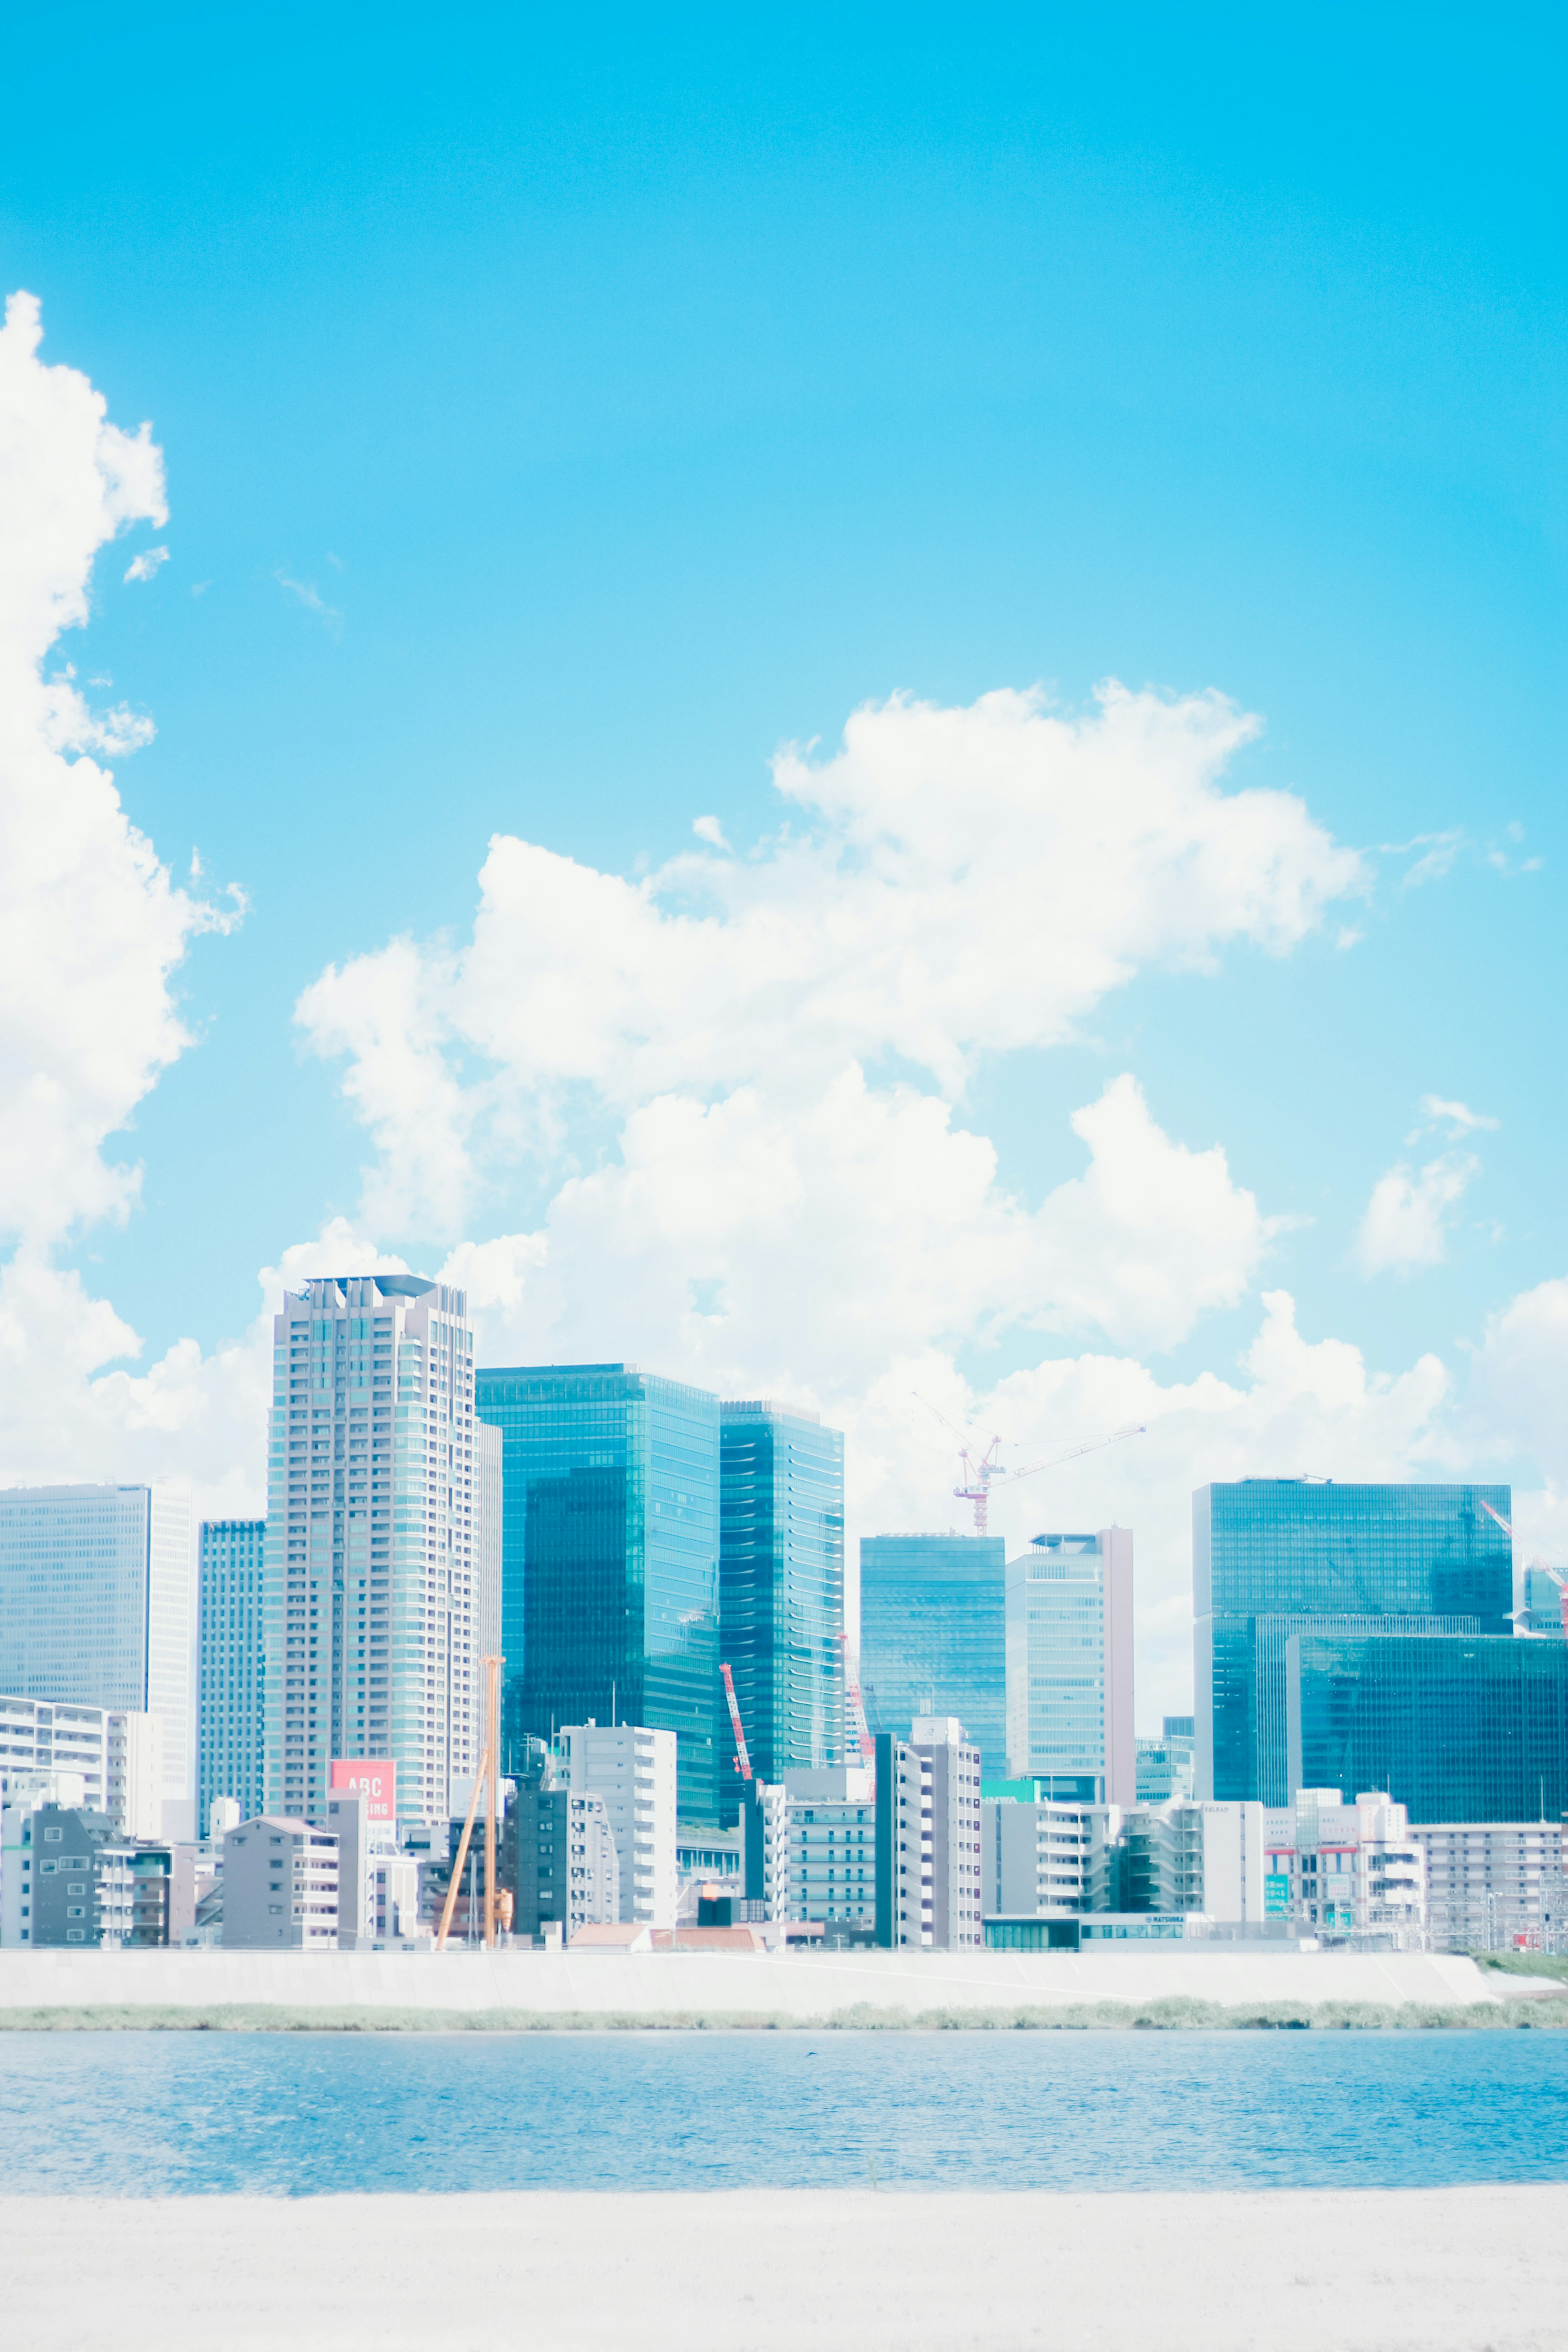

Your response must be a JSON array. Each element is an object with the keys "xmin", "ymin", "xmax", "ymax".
[{"xmin": 330, "ymin": 1758, "xmax": 396, "ymax": 1823}]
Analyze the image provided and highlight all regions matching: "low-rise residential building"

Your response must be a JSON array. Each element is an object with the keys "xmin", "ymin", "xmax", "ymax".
[
  {"xmin": 1263, "ymin": 1789, "xmax": 1425, "ymax": 1949},
  {"xmin": 504, "ymin": 1772, "xmax": 620, "ymax": 1942},
  {"xmin": 875, "ymin": 1717, "xmax": 983, "ymax": 1950},
  {"xmin": 562, "ymin": 1722, "xmax": 677, "ymax": 1929},
  {"xmin": 0, "ymin": 1801, "xmax": 170, "ymax": 1947},
  {"xmin": 781, "ymin": 1766, "xmax": 875, "ymax": 1940},
  {"xmin": 1408, "ymin": 1818, "xmax": 1566, "ymax": 1952},
  {"xmin": 107, "ymin": 1711, "xmax": 163, "ymax": 1840},
  {"xmin": 1124, "ymin": 1800, "xmax": 1267, "ymax": 1929},
  {"xmin": 982, "ymin": 1795, "xmax": 1100, "ymax": 1917},
  {"xmin": 1, "ymin": 1695, "xmax": 164, "ymax": 1838},
  {"xmin": 222, "ymin": 1815, "xmax": 339, "ymax": 1950}
]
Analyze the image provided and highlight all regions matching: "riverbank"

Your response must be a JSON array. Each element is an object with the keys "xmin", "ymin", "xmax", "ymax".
[
  {"xmin": 1, "ymin": 1944, "xmax": 1564, "ymax": 2029},
  {"xmin": 7, "ymin": 2185, "xmax": 1566, "ymax": 2349}
]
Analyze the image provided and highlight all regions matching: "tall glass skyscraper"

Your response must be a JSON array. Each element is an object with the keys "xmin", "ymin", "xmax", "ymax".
[
  {"xmin": 1291, "ymin": 1631, "xmax": 1568, "ymax": 1820},
  {"xmin": 859, "ymin": 1534, "xmax": 1007, "ymax": 1780},
  {"xmin": 474, "ymin": 1364, "xmax": 724, "ymax": 1826},
  {"xmin": 0, "ymin": 1481, "xmax": 194, "ymax": 1801},
  {"xmin": 1194, "ymin": 1479, "xmax": 1513, "ymax": 1804},
  {"xmin": 198, "ymin": 1517, "xmax": 266, "ymax": 1831},
  {"xmin": 264, "ymin": 1275, "xmax": 501, "ymax": 1832},
  {"xmin": 1005, "ymin": 1528, "xmax": 1136, "ymax": 1803},
  {"xmin": 719, "ymin": 1401, "xmax": 844, "ymax": 1809}
]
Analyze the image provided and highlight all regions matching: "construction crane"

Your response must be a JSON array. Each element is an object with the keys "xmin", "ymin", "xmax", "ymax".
[
  {"xmin": 1480, "ymin": 1500, "xmax": 1568, "ymax": 1639},
  {"xmin": 437, "ymin": 1653, "xmax": 509, "ymax": 1950},
  {"xmin": 914, "ymin": 1393, "xmax": 1147, "ymax": 1534},
  {"xmin": 720, "ymin": 1661, "xmax": 753, "ymax": 1781},
  {"xmin": 837, "ymin": 1631, "xmax": 875, "ymax": 1763}
]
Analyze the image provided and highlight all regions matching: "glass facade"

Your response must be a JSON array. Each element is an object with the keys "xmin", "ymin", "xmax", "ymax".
[
  {"xmin": 475, "ymin": 1364, "xmax": 724, "ymax": 1826},
  {"xmin": 1291, "ymin": 1633, "xmax": 1568, "ymax": 1822},
  {"xmin": 198, "ymin": 1517, "xmax": 266, "ymax": 1831},
  {"xmin": 1004, "ymin": 1529, "xmax": 1134, "ymax": 1802},
  {"xmin": 1194, "ymin": 1480, "xmax": 1513, "ymax": 1803},
  {"xmin": 0, "ymin": 1482, "xmax": 193, "ymax": 1800},
  {"xmin": 860, "ymin": 1534, "xmax": 1007, "ymax": 1779},
  {"xmin": 719, "ymin": 1403, "xmax": 844, "ymax": 1812}
]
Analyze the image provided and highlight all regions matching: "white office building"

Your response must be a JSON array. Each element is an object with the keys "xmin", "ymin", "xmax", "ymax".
[
  {"xmin": 562, "ymin": 1721, "xmax": 677, "ymax": 1928},
  {"xmin": 1263, "ymin": 1789, "xmax": 1426, "ymax": 1949},
  {"xmin": 264, "ymin": 1275, "xmax": 501, "ymax": 1834},
  {"xmin": 1005, "ymin": 1528, "xmax": 1135, "ymax": 1804},
  {"xmin": 1408, "ymin": 1819, "xmax": 1566, "ymax": 1953},
  {"xmin": 0, "ymin": 1482, "xmax": 195, "ymax": 1802}
]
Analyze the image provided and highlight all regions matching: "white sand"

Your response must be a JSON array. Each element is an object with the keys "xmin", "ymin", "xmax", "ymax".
[
  {"xmin": 6, "ymin": 2186, "xmax": 1566, "ymax": 2350},
  {"xmin": 0, "ymin": 1943, "xmax": 1526, "ymax": 2018}
]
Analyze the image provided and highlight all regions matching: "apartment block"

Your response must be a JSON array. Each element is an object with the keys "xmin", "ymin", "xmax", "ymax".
[
  {"xmin": 982, "ymin": 1796, "xmax": 1098, "ymax": 1917},
  {"xmin": 504, "ymin": 1773, "xmax": 620, "ymax": 1941},
  {"xmin": 562, "ymin": 1721, "xmax": 678, "ymax": 1928},
  {"xmin": 1123, "ymin": 1800, "xmax": 1267, "ymax": 1927},
  {"xmin": 875, "ymin": 1718, "xmax": 983, "ymax": 1950},
  {"xmin": 1, "ymin": 1802, "xmax": 170, "ymax": 1948},
  {"xmin": 1408, "ymin": 1819, "xmax": 1566, "ymax": 1952},
  {"xmin": 222, "ymin": 1815, "xmax": 339, "ymax": 1950}
]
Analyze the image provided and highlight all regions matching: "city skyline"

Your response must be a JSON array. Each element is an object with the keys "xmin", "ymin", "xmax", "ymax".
[{"xmin": 0, "ymin": 16, "xmax": 1561, "ymax": 1738}]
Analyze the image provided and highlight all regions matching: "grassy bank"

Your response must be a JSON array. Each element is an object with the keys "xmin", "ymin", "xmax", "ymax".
[{"xmin": 0, "ymin": 1996, "xmax": 1565, "ymax": 2031}]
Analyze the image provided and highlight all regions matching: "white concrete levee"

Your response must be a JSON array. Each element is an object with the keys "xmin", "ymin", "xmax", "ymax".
[{"xmin": 0, "ymin": 1943, "xmax": 1515, "ymax": 2013}]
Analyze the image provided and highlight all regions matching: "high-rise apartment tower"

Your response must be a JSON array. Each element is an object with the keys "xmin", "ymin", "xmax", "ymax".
[
  {"xmin": 264, "ymin": 1275, "xmax": 501, "ymax": 1831},
  {"xmin": 198, "ymin": 1517, "xmax": 266, "ymax": 1831}
]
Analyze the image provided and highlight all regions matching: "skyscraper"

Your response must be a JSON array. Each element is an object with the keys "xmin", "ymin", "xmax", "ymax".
[
  {"xmin": 719, "ymin": 1401, "xmax": 844, "ymax": 1802},
  {"xmin": 1005, "ymin": 1527, "xmax": 1136, "ymax": 1804},
  {"xmin": 198, "ymin": 1517, "xmax": 266, "ymax": 1831},
  {"xmin": 1289, "ymin": 1629, "xmax": 1568, "ymax": 1820},
  {"xmin": 264, "ymin": 1275, "xmax": 501, "ymax": 1832},
  {"xmin": 859, "ymin": 1534, "xmax": 1007, "ymax": 1780},
  {"xmin": 474, "ymin": 1363, "xmax": 724, "ymax": 1825},
  {"xmin": 1194, "ymin": 1479, "xmax": 1513, "ymax": 1804},
  {"xmin": 0, "ymin": 1482, "xmax": 194, "ymax": 1802}
]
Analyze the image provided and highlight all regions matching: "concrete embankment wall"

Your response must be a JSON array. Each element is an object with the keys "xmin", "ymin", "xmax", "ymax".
[{"xmin": 0, "ymin": 1945, "xmax": 1540, "ymax": 2027}]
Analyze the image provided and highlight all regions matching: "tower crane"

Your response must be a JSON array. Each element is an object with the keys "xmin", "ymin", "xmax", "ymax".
[
  {"xmin": 437, "ymin": 1653, "xmax": 511, "ymax": 1950},
  {"xmin": 1479, "ymin": 1500, "xmax": 1568, "ymax": 1639},
  {"xmin": 720, "ymin": 1661, "xmax": 753, "ymax": 1781},
  {"xmin": 913, "ymin": 1393, "xmax": 1147, "ymax": 1535}
]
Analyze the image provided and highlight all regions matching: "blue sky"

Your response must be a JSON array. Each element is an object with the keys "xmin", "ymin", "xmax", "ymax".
[{"xmin": 1, "ymin": 4, "xmax": 1562, "ymax": 1715}]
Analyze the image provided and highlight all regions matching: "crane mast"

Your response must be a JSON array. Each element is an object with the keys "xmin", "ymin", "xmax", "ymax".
[{"xmin": 720, "ymin": 1661, "xmax": 753, "ymax": 1780}]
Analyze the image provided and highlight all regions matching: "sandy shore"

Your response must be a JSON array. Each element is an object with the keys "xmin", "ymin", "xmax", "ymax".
[{"xmin": 7, "ymin": 2186, "xmax": 1566, "ymax": 2350}]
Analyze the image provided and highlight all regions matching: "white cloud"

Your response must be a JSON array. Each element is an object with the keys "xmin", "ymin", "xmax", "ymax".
[
  {"xmin": 1412, "ymin": 1094, "xmax": 1499, "ymax": 1139},
  {"xmin": 0, "ymin": 288, "xmax": 236, "ymax": 1250},
  {"xmin": 300, "ymin": 679, "xmax": 1365, "ymax": 1236},
  {"xmin": 1354, "ymin": 1153, "xmax": 1479, "ymax": 1277},
  {"xmin": 123, "ymin": 545, "xmax": 168, "ymax": 584},
  {"xmin": 274, "ymin": 568, "xmax": 340, "ymax": 626},
  {"xmin": 692, "ymin": 814, "xmax": 729, "ymax": 849}
]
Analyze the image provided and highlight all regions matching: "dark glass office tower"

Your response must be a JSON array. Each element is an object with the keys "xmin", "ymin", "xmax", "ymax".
[
  {"xmin": 475, "ymin": 1364, "xmax": 723, "ymax": 1825},
  {"xmin": 1194, "ymin": 1480, "xmax": 1513, "ymax": 1804},
  {"xmin": 719, "ymin": 1402, "xmax": 844, "ymax": 1812},
  {"xmin": 859, "ymin": 1533, "xmax": 1007, "ymax": 1780},
  {"xmin": 1291, "ymin": 1631, "xmax": 1568, "ymax": 1820}
]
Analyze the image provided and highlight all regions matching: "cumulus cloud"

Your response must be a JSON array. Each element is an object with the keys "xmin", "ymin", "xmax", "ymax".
[
  {"xmin": 1355, "ymin": 1153, "xmax": 1479, "ymax": 1277},
  {"xmin": 300, "ymin": 679, "xmax": 1365, "ymax": 1236},
  {"xmin": 0, "ymin": 289, "xmax": 238, "ymax": 1250}
]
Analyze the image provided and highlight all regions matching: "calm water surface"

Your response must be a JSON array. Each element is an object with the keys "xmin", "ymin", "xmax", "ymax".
[{"xmin": 4, "ymin": 2030, "xmax": 1566, "ymax": 2195}]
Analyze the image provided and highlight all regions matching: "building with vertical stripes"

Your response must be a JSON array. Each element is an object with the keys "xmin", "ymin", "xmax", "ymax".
[
  {"xmin": 198, "ymin": 1517, "xmax": 266, "ymax": 1831},
  {"xmin": 263, "ymin": 1275, "xmax": 501, "ymax": 1833}
]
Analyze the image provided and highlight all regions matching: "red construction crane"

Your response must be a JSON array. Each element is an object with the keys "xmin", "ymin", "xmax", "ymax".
[
  {"xmin": 1479, "ymin": 1500, "xmax": 1568, "ymax": 1639},
  {"xmin": 720, "ymin": 1661, "xmax": 753, "ymax": 1781},
  {"xmin": 914, "ymin": 1394, "xmax": 1147, "ymax": 1535},
  {"xmin": 837, "ymin": 1631, "xmax": 875, "ymax": 1763}
]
